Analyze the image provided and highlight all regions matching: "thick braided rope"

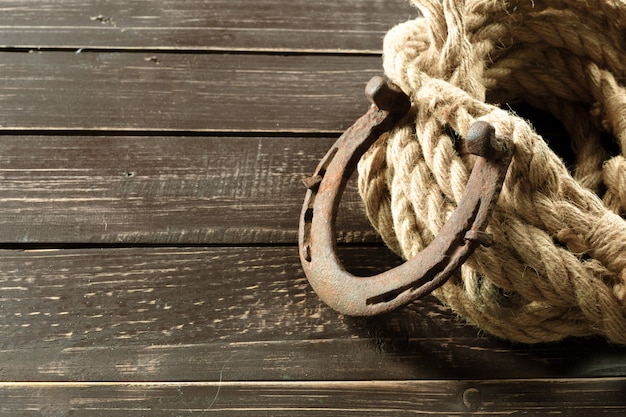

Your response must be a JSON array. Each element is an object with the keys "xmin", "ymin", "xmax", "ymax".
[{"xmin": 357, "ymin": 0, "xmax": 626, "ymax": 344}]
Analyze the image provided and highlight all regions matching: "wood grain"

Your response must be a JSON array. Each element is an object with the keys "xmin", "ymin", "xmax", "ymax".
[
  {"xmin": 0, "ymin": 0, "xmax": 418, "ymax": 52},
  {"xmin": 1, "ymin": 246, "xmax": 624, "ymax": 382},
  {"xmin": 0, "ymin": 52, "xmax": 380, "ymax": 133},
  {"xmin": 0, "ymin": 135, "xmax": 377, "ymax": 244},
  {"xmin": 0, "ymin": 0, "xmax": 623, "ymax": 413},
  {"xmin": 1, "ymin": 379, "xmax": 625, "ymax": 416}
]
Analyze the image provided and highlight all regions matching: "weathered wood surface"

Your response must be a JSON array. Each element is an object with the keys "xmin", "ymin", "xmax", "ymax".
[
  {"xmin": 2, "ymin": 379, "xmax": 625, "ymax": 416},
  {"xmin": 0, "ymin": 136, "xmax": 376, "ymax": 244},
  {"xmin": 0, "ymin": 0, "xmax": 624, "ymax": 415},
  {"xmin": 0, "ymin": 52, "xmax": 381, "ymax": 133},
  {"xmin": 0, "ymin": 0, "xmax": 417, "ymax": 52},
  {"xmin": 1, "ymin": 246, "xmax": 624, "ymax": 383}
]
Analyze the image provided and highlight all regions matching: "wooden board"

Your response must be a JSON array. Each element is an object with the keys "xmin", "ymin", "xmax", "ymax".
[
  {"xmin": 0, "ymin": 136, "xmax": 377, "ymax": 244},
  {"xmin": 1, "ymin": 246, "xmax": 624, "ymax": 383},
  {"xmin": 0, "ymin": 52, "xmax": 381, "ymax": 133},
  {"xmin": 1, "ymin": 379, "xmax": 625, "ymax": 416},
  {"xmin": 0, "ymin": 0, "xmax": 418, "ymax": 52}
]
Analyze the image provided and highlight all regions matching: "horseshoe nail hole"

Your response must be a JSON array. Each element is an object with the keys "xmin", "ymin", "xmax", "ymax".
[
  {"xmin": 316, "ymin": 147, "xmax": 338, "ymax": 177},
  {"xmin": 304, "ymin": 207, "xmax": 314, "ymax": 223},
  {"xmin": 366, "ymin": 283, "xmax": 415, "ymax": 306},
  {"xmin": 302, "ymin": 207, "xmax": 313, "ymax": 262}
]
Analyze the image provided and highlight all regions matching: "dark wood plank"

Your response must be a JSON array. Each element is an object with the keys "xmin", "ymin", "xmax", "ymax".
[
  {"xmin": 0, "ymin": 135, "xmax": 377, "ymax": 244},
  {"xmin": 1, "ymin": 379, "xmax": 625, "ymax": 416},
  {"xmin": 0, "ymin": 0, "xmax": 417, "ymax": 52},
  {"xmin": 1, "ymin": 246, "xmax": 624, "ymax": 382},
  {"xmin": 0, "ymin": 52, "xmax": 380, "ymax": 132}
]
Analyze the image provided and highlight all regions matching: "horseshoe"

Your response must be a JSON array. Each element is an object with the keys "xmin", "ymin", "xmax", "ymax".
[{"xmin": 298, "ymin": 76, "xmax": 513, "ymax": 316}]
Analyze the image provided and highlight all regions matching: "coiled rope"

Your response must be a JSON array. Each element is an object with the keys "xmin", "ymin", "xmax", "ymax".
[{"xmin": 357, "ymin": 0, "xmax": 626, "ymax": 343}]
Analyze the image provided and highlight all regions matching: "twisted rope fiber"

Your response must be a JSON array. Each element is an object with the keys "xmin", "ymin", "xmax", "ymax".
[{"xmin": 357, "ymin": 0, "xmax": 626, "ymax": 343}]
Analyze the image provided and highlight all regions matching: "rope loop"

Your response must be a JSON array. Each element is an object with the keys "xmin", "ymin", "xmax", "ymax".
[{"xmin": 357, "ymin": 0, "xmax": 626, "ymax": 344}]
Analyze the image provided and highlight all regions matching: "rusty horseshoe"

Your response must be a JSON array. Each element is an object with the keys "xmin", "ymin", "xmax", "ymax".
[{"xmin": 298, "ymin": 76, "xmax": 513, "ymax": 316}]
